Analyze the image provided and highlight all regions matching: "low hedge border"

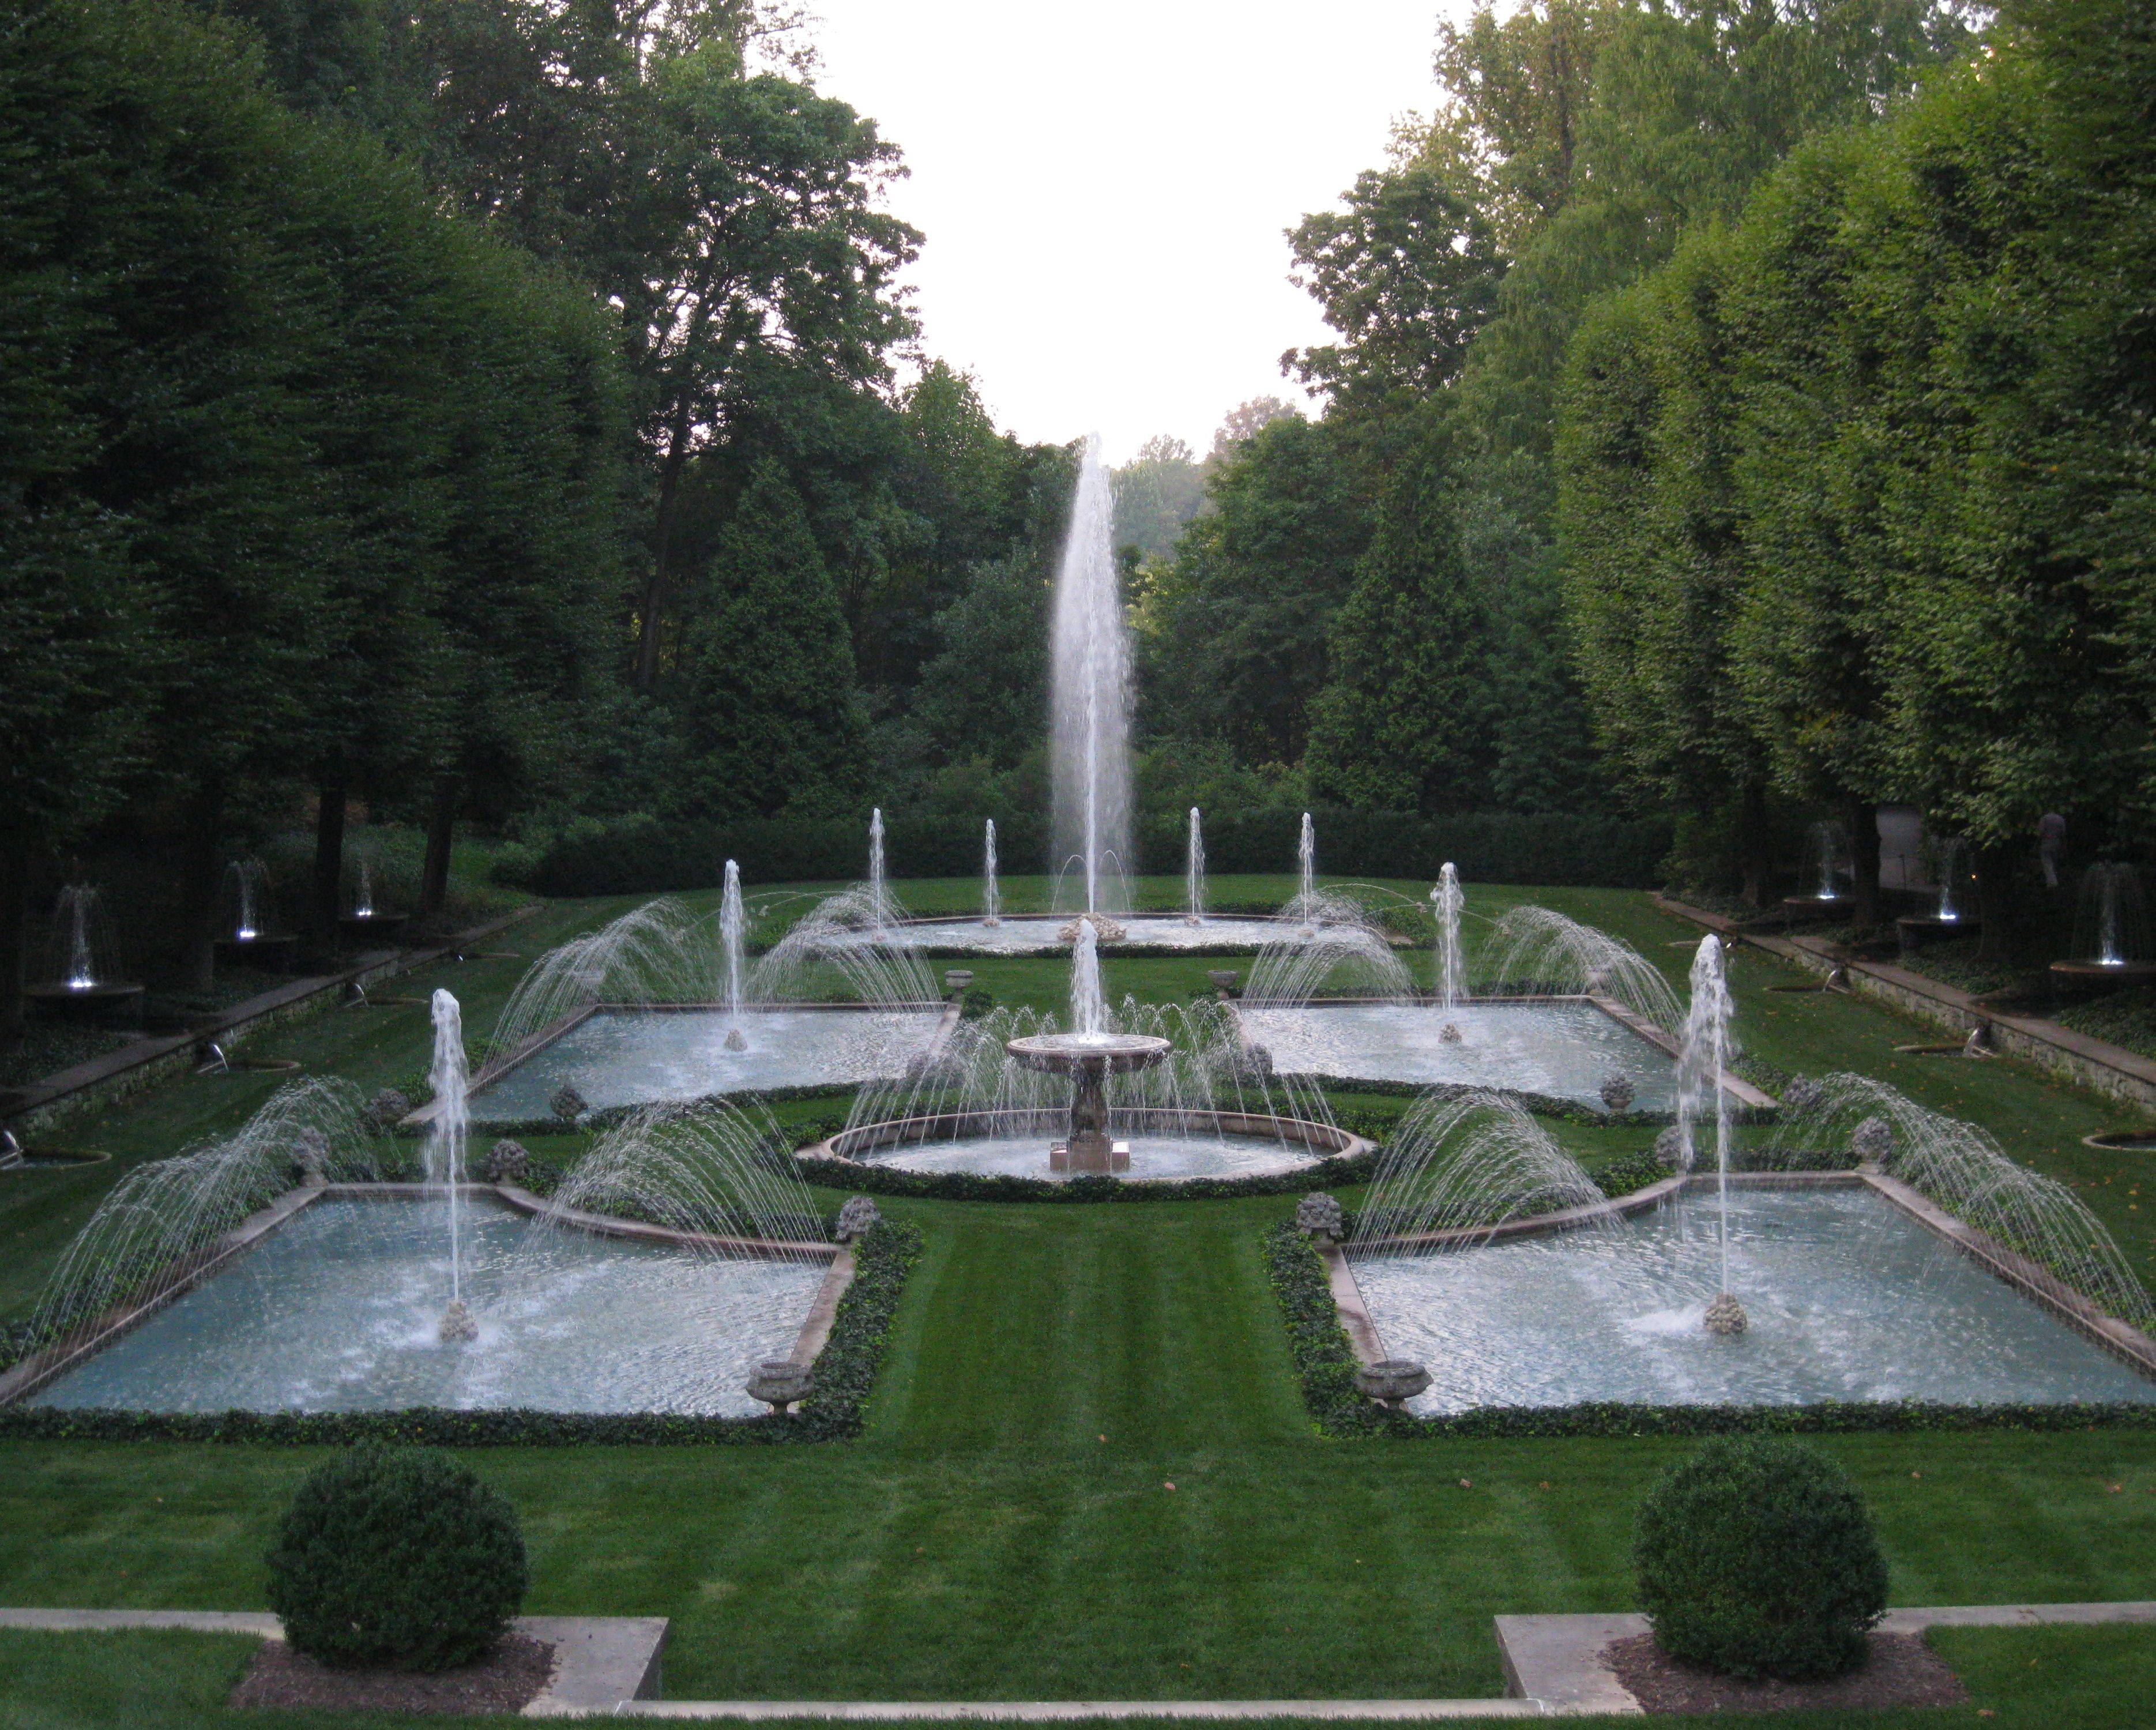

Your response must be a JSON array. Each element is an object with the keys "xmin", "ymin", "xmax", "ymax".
[
  {"xmin": 1261, "ymin": 1221, "xmax": 2156, "ymax": 1440},
  {"xmin": 0, "ymin": 1222, "xmax": 921, "ymax": 1447},
  {"xmin": 796, "ymin": 1149, "xmax": 1380, "ymax": 1204}
]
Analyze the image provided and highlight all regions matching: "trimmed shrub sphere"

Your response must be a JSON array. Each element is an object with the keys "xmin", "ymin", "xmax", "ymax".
[
  {"xmin": 1634, "ymin": 1435, "xmax": 1888, "ymax": 1680},
  {"xmin": 266, "ymin": 1446, "xmax": 528, "ymax": 1671}
]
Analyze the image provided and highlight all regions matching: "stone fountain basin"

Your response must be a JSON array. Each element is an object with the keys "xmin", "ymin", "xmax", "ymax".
[
  {"xmin": 807, "ymin": 1106, "xmax": 1369, "ymax": 1185},
  {"xmin": 1004, "ymin": 1031, "xmax": 1172, "ymax": 1074},
  {"xmin": 1347, "ymin": 1178, "xmax": 2156, "ymax": 1413},
  {"xmin": 831, "ymin": 914, "xmax": 1308, "ymax": 955},
  {"xmin": 449, "ymin": 1002, "xmax": 953, "ymax": 1125},
  {"xmin": 1231, "ymin": 995, "xmax": 1719, "ymax": 1113},
  {"xmin": 17, "ymin": 1191, "xmax": 826, "ymax": 1416}
]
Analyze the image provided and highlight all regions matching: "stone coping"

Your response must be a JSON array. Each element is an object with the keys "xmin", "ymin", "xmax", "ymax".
[
  {"xmin": 0, "ymin": 1608, "xmax": 667, "ymax": 1717},
  {"xmin": 1495, "ymin": 1601, "xmax": 2156, "ymax": 1716},
  {"xmin": 619, "ymin": 1701, "xmax": 1538, "ymax": 1721},
  {"xmin": 1, "ymin": 906, "xmax": 539, "ymax": 1138},
  {"xmin": 14, "ymin": 1601, "xmax": 2154, "ymax": 1719},
  {"xmin": 1334, "ymin": 1169, "xmax": 2156, "ymax": 1384},
  {"xmin": 808, "ymin": 1107, "xmax": 1373, "ymax": 1168},
  {"xmin": 1652, "ymin": 893, "xmax": 2156, "ymax": 1113},
  {"xmin": 1228, "ymin": 993, "xmax": 1777, "ymax": 1114},
  {"xmin": 0, "ymin": 1180, "xmax": 840, "ymax": 1409},
  {"xmin": 422, "ymin": 996, "xmax": 964, "ymax": 1131}
]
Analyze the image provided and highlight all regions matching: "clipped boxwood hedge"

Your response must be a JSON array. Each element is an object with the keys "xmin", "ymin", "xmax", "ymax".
[
  {"xmin": 268, "ymin": 1446, "xmax": 528, "ymax": 1670},
  {"xmin": 1260, "ymin": 1221, "xmax": 2156, "ymax": 1439},
  {"xmin": 0, "ymin": 1223, "xmax": 920, "ymax": 1447},
  {"xmin": 1634, "ymin": 1435, "xmax": 1889, "ymax": 1681}
]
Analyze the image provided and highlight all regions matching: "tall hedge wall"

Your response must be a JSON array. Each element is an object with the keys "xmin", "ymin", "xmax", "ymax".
[{"xmin": 501, "ymin": 808, "xmax": 1670, "ymax": 897}]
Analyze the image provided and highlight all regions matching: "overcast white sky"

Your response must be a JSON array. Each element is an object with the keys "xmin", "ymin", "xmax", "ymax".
[{"xmin": 805, "ymin": 1, "xmax": 1468, "ymax": 464}]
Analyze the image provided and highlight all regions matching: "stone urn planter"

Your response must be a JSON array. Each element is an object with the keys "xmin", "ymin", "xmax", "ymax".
[
  {"xmin": 746, "ymin": 1360, "xmax": 814, "ymax": 1415},
  {"xmin": 1355, "ymin": 1359, "xmax": 1432, "ymax": 1407}
]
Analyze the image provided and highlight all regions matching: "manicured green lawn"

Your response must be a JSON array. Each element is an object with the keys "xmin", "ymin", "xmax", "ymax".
[
  {"xmin": 7, "ymin": 878, "xmax": 2156, "ymax": 1720},
  {"xmin": 6, "ymin": 1197, "xmax": 2156, "ymax": 1703}
]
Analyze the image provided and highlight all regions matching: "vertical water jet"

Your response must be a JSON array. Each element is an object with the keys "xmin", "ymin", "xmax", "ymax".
[
  {"xmin": 1186, "ymin": 808, "xmax": 1206, "ymax": 926},
  {"xmin": 1049, "ymin": 437, "xmax": 1132, "ymax": 914},
  {"xmin": 427, "ymin": 990, "xmax": 476, "ymax": 1342}
]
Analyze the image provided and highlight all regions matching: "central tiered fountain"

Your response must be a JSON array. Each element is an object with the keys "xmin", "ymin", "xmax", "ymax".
[{"xmin": 1004, "ymin": 924, "xmax": 1169, "ymax": 1172}]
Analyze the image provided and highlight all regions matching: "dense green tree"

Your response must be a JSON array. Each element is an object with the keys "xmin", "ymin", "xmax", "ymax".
[
  {"xmin": 671, "ymin": 460, "xmax": 867, "ymax": 818},
  {"xmin": 1139, "ymin": 415, "xmax": 1374, "ymax": 765},
  {"xmin": 1306, "ymin": 412, "xmax": 1494, "ymax": 811},
  {"xmin": 1112, "ymin": 437, "xmax": 1207, "ymax": 562},
  {"xmin": 1284, "ymin": 159, "xmax": 1506, "ymax": 420},
  {"xmin": 1557, "ymin": 231, "xmax": 1777, "ymax": 895}
]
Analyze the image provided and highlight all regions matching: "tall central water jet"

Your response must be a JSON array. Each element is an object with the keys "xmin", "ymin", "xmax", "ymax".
[
  {"xmin": 1050, "ymin": 437, "xmax": 1132, "ymax": 915},
  {"xmin": 720, "ymin": 859, "xmax": 748, "ymax": 1051},
  {"xmin": 427, "ymin": 989, "xmax": 477, "ymax": 1342},
  {"xmin": 982, "ymin": 820, "xmax": 1001, "ymax": 927},
  {"xmin": 1006, "ymin": 921, "xmax": 1167, "ymax": 1173}
]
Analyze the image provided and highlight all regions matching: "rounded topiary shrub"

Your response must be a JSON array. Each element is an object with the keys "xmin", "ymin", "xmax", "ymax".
[
  {"xmin": 1634, "ymin": 1435, "xmax": 1888, "ymax": 1681},
  {"xmin": 266, "ymin": 1446, "xmax": 528, "ymax": 1671}
]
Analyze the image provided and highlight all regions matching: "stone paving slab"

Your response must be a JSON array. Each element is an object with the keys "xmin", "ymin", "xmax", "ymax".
[
  {"xmin": 619, "ymin": 1702, "xmax": 1542, "ymax": 1721},
  {"xmin": 1494, "ymin": 1601, "xmax": 2156, "ymax": 1717},
  {"xmin": 0, "ymin": 1608, "xmax": 666, "ymax": 1717}
]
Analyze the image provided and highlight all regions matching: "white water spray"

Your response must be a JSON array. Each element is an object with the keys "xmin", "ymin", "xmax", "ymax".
[
  {"xmin": 427, "ymin": 989, "xmax": 475, "ymax": 1340},
  {"xmin": 355, "ymin": 860, "xmax": 375, "ymax": 919},
  {"xmin": 1070, "ymin": 920, "xmax": 1108, "ymax": 1039},
  {"xmin": 1296, "ymin": 813, "xmax": 1317, "ymax": 932},
  {"xmin": 720, "ymin": 860, "xmax": 747, "ymax": 1051},
  {"xmin": 1677, "ymin": 937, "xmax": 1737, "ymax": 1314},
  {"xmin": 57, "ymin": 885, "xmax": 98, "ymax": 990},
  {"xmin": 1186, "ymin": 808, "xmax": 1206, "ymax": 926},
  {"xmin": 1431, "ymin": 863, "xmax": 1464, "ymax": 1013},
  {"xmin": 1049, "ymin": 437, "xmax": 1132, "ymax": 915},
  {"xmin": 983, "ymin": 820, "xmax": 1001, "ymax": 927},
  {"xmin": 867, "ymin": 808, "xmax": 888, "ymax": 926}
]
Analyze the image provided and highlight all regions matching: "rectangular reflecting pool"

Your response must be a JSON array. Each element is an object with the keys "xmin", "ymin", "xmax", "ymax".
[
  {"xmin": 1352, "ymin": 1186, "xmax": 2156, "ymax": 1412},
  {"xmin": 30, "ymin": 1197, "xmax": 824, "ymax": 1416},
  {"xmin": 1239, "ymin": 999, "xmax": 1678, "ymax": 1110},
  {"xmin": 473, "ymin": 1006, "xmax": 945, "ymax": 1121}
]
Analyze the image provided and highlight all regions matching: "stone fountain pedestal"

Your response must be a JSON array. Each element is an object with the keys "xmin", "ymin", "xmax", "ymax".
[{"xmin": 1005, "ymin": 1031, "xmax": 1171, "ymax": 1175}]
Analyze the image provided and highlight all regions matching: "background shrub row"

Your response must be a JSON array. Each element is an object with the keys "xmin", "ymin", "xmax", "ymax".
[
  {"xmin": 501, "ymin": 807, "xmax": 1673, "ymax": 897},
  {"xmin": 1260, "ymin": 1222, "xmax": 2156, "ymax": 1440},
  {"xmin": 0, "ymin": 1223, "xmax": 920, "ymax": 1446}
]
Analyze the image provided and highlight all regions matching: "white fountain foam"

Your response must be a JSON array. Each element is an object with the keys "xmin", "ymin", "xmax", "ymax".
[
  {"xmin": 27, "ymin": 1078, "xmax": 370, "ymax": 1358},
  {"xmin": 1049, "ymin": 437, "xmax": 1132, "ymax": 915},
  {"xmin": 983, "ymin": 819, "xmax": 1001, "ymax": 927},
  {"xmin": 1431, "ymin": 863, "xmax": 1465, "ymax": 1013},
  {"xmin": 427, "ymin": 989, "xmax": 472, "ymax": 1325},
  {"xmin": 1769, "ymin": 1072, "xmax": 2156, "ymax": 1333},
  {"xmin": 1186, "ymin": 807, "xmax": 1206, "ymax": 926},
  {"xmin": 1349, "ymin": 1090, "xmax": 1607, "ymax": 1256},
  {"xmin": 1485, "ymin": 906, "xmax": 1683, "ymax": 1034},
  {"xmin": 1677, "ymin": 937, "xmax": 1736, "ymax": 1300},
  {"xmin": 542, "ymin": 1099, "xmax": 824, "ymax": 1258}
]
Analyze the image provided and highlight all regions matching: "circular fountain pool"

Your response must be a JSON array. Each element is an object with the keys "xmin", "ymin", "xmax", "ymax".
[{"xmin": 812, "ymin": 1108, "xmax": 1367, "ymax": 1185}]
